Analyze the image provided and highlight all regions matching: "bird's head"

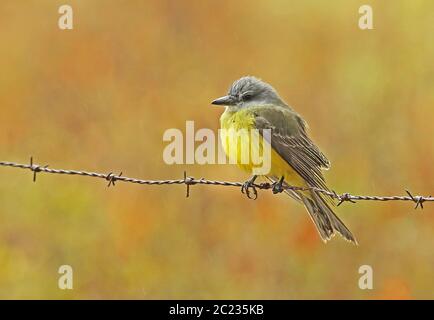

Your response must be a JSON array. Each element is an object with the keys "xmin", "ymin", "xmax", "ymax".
[{"xmin": 211, "ymin": 76, "xmax": 286, "ymax": 108}]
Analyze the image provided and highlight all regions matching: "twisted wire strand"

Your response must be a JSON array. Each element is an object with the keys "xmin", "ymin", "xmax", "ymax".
[{"xmin": 0, "ymin": 158, "xmax": 432, "ymax": 208}]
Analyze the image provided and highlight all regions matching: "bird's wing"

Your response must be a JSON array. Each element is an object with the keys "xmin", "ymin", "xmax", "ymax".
[{"xmin": 251, "ymin": 105, "xmax": 331, "ymax": 192}]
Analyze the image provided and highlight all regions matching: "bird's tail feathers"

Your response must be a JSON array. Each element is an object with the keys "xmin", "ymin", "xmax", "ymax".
[{"xmin": 300, "ymin": 191, "xmax": 357, "ymax": 244}]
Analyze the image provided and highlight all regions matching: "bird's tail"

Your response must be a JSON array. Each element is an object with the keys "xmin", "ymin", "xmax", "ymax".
[{"xmin": 300, "ymin": 191, "xmax": 357, "ymax": 244}]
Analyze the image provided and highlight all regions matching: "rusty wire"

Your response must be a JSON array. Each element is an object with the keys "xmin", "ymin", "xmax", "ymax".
[{"xmin": 0, "ymin": 157, "xmax": 433, "ymax": 209}]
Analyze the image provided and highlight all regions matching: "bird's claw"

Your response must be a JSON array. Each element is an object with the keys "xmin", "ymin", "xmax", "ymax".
[
  {"xmin": 241, "ymin": 176, "xmax": 258, "ymax": 200},
  {"xmin": 272, "ymin": 176, "xmax": 285, "ymax": 194}
]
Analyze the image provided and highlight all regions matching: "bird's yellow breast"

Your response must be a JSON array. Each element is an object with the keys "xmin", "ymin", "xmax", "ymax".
[
  {"xmin": 219, "ymin": 107, "xmax": 304, "ymax": 185},
  {"xmin": 220, "ymin": 108, "xmax": 256, "ymax": 131},
  {"xmin": 220, "ymin": 108, "xmax": 257, "ymax": 172}
]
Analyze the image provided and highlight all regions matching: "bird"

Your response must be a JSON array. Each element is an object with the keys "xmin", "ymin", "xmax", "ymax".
[{"xmin": 211, "ymin": 76, "xmax": 356, "ymax": 244}]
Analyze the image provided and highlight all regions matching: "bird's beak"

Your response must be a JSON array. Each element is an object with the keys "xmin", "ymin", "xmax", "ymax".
[{"xmin": 211, "ymin": 95, "xmax": 236, "ymax": 106}]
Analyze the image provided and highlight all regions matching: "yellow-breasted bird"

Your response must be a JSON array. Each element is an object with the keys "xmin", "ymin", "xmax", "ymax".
[{"xmin": 212, "ymin": 76, "xmax": 356, "ymax": 244}]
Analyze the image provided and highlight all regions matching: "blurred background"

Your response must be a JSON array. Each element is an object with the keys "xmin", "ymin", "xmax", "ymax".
[{"xmin": 0, "ymin": 0, "xmax": 433, "ymax": 299}]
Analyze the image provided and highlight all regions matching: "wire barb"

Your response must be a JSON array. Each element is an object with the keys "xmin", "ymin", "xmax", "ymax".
[
  {"xmin": 29, "ymin": 157, "xmax": 49, "ymax": 182},
  {"xmin": 406, "ymin": 190, "xmax": 427, "ymax": 209},
  {"xmin": 106, "ymin": 172, "xmax": 122, "ymax": 187},
  {"xmin": 337, "ymin": 193, "xmax": 356, "ymax": 206},
  {"xmin": 0, "ymin": 159, "xmax": 433, "ymax": 209},
  {"xmin": 183, "ymin": 171, "xmax": 197, "ymax": 198}
]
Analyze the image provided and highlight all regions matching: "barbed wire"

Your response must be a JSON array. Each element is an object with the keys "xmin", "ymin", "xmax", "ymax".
[{"xmin": 0, "ymin": 157, "xmax": 433, "ymax": 209}]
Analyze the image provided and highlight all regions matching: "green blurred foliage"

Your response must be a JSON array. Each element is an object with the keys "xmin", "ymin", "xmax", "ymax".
[{"xmin": 0, "ymin": 0, "xmax": 433, "ymax": 299}]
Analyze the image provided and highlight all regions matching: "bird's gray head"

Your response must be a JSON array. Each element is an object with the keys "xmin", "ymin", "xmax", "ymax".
[{"xmin": 211, "ymin": 76, "xmax": 287, "ymax": 108}]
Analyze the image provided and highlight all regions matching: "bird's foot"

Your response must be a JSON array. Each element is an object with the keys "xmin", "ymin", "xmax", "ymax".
[
  {"xmin": 241, "ymin": 175, "xmax": 258, "ymax": 200},
  {"xmin": 272, "ymin": 176, "xmax": 285, "ymax": 194}
]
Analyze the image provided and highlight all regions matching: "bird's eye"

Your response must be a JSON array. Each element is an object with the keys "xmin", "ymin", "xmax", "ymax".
[{"xmin": 242, "ymin": 93, "xmax": 253, "ymax": 101}]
